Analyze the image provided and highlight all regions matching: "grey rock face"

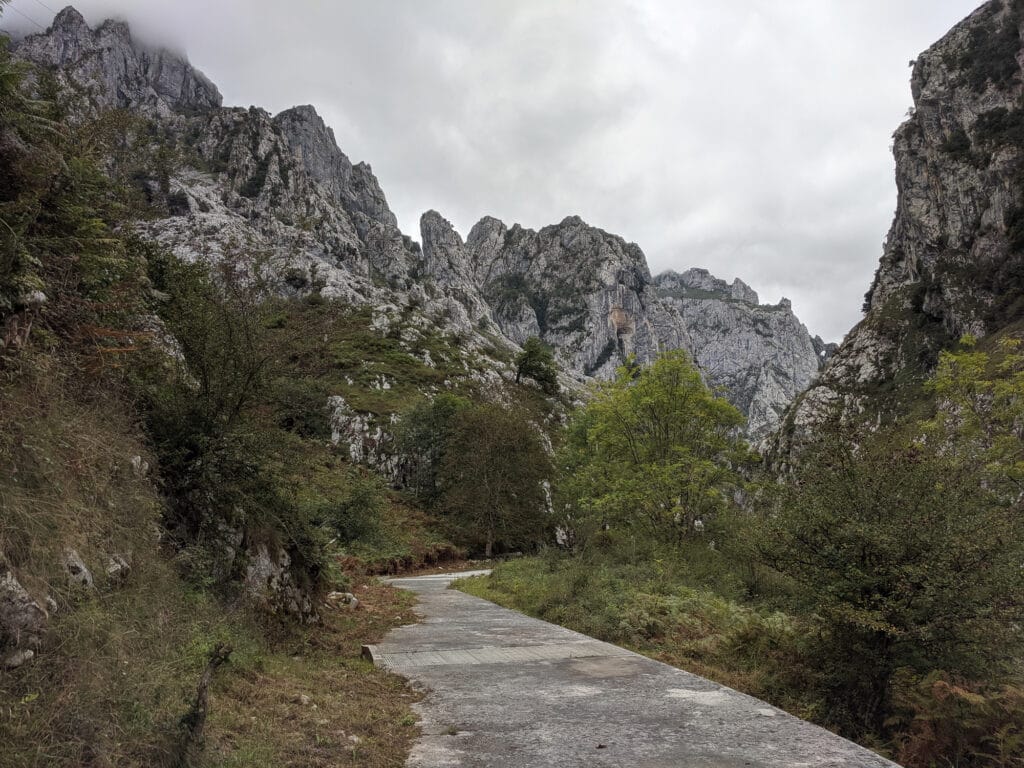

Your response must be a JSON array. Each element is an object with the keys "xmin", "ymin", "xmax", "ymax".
[
  {"xmin": 418, "ymin": 214, "xmax": 825, "ymax": 438},
  {"xmin": 14, "ymin": 6, "xmax": 221, "ymax": 116},
  {"xmin": 651, "ymin": 272, "xmax": 823, "ymax": 440},
  {"xmin": 244, "ymin": 543, "xmax": 318, "ymax": 623},
  {"xmin": 775, "ymin": 0, "xmax": 1024, "ymax": 454}
]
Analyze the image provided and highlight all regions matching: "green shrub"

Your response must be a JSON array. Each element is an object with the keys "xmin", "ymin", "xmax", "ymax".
[
  {"xmin": 268, "ymin": 377, "xmax": 331, "ymax": 438},
  {"xmin": 318, "ymin": 469, "xmax": 386, "ymax": 543},
  {"xmin": 956, "ymin": 4, "xmax": 1022, "ymax": 93}
]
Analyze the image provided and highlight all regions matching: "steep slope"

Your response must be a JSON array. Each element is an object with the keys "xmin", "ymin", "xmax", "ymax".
[
  {"xmin": 775, "ymin": 0, "xmax": 1024, "ymax": 454},
  {"xmin": 13, "ymin": 6, "xmax": 826, "ymax": 438},
  {"xmin": 420, "ymin": 212, "xmax": 827, "ymax": 437},
  {"xmin": 13, "ymin": 8, "xmax": 488, "ymax": 331}
]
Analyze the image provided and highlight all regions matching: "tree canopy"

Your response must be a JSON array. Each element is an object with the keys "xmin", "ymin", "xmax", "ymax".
[
  {"xmin": 514, "ymin": 336, "xmax": 560, "ymax": 395},
  {"xmin": 558, "ymin": 350, "xmax": 750, "ymax": 545},
  {"xmin": 438, "ymin": 402, "xmax": 552, "ymax": 557}
]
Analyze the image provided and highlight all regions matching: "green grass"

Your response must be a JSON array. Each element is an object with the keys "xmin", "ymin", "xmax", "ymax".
[
  {"xmin": 204, "ymin": 582, "xmax": 422, "ymax": 768},
  {"xmin": 267, "ymin": 301, "xmax": 485, "ymax": 416}
]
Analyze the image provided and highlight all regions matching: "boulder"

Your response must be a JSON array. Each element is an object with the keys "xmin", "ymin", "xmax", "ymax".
[
  {"xmin": 62, "ymin": 549, "xmax": 94, "ymax": 590},
  {"xmin": 0, "ymin": 560, "xmax": 47, "ymax": 649},
  {"xmin": 325, "ymin": 591, "xmax": 359, "ymax": 610},
  {"xmin": 105, "ymin": 554, "xmax": 131, "ymax": 583},
  {"xmin": 3, "ymin": 648, "xmax": 35, "ymax": 670}
]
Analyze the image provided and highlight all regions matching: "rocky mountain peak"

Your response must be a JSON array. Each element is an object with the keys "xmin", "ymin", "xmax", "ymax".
[
  {"xmin": 774, "ymin": 0, "xmax": 1024, "ymax": 458},
  {"xmin": 466, "ymin": 216, "xmax": 509, "ymax": 256},
  {"xmin": 654, "ymin": 268, "xmax": 761, "ymax": 305},
  {"xmin": 420, "ymin": 210, "xmax": 472, "ymax": 284},
  {"xmin": 51, "ymin": 5, "xmax": 88, "ymax": 33},
  {"xmin": 14, "ymin": 5, "xmax": 222, "ymax": 115}
]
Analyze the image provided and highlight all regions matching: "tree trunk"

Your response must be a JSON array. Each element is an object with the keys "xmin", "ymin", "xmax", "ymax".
[{"xmin": 177, "ymin": 643, "xmax": 232, "ymax": 766}]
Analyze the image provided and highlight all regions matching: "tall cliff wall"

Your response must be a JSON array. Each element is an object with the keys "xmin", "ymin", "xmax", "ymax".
[
  {"xmin": 14, "ymin": 6, "xmax": 828, "ymax": 438},
  {"xmin": 774, "ymin": 0, "xmax": 1024, "ymax": 456}
]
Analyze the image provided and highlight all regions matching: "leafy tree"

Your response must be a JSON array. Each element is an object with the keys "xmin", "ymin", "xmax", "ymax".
[
  {"xmin": 317, "ymin": 468, "xmax": 386, "ymax": 543},
  {"xmin": 759, "ymin": 424, "xmax": 1024, "ymax": 738},
  {"xmin": 438, "ymin": 403, "xmax": 552, "ymax": 557},
  {"xmin": 394, "ymin": 393, "xmax": 470, "ymax": 501},
  {"xmin": 558, "ymin": 350, "xmax": 749, "ymax": 545},
  {"xmin": 141, "ymin": 249, "xmax": 296, "ymax": 543},
  {"xmin": 515, "ymin": 336, "xmax": 559, "ymax": 395}
]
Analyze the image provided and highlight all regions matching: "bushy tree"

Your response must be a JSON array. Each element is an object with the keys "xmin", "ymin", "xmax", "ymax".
[
  {"xmin": 558, "ymin": 350, "xmax": 749, "ymax": 545},
  {"xmin": 317, "ymin": 468, "xmax": 386, "ymax": 543},
  {"xmin": 438, "ymin": 403, "xmax": 552, "ymax": 557},
  {"xmin": 394, "ymin": 393, "xmax": 470, "ymax": 501},
  {"xmin": 515, "ymin": 336, "xmax": 559, "ymax": 395},
  {"xmin": 759, "ymin": 424, "xmax": 1024, "ymax": 738}
]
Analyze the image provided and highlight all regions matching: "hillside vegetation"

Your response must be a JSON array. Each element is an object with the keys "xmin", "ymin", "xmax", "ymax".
[
  {"xmin": 459, "ymin": 345, "xmax": 1024, "ymax": 767},
  {"xmin": 0, "ymin": 18, "xmax": 545, "ymax": 765}
]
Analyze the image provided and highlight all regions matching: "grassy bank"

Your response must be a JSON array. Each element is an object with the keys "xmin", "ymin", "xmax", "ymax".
[
  {"xmin": 0, "ymin": 572, "xmax": 420, "ymax": 768},
  {"xmin": 204, "ymin": 581, "xmax": 420, "ymax": 767},
  {"xmin": 454, "ymin": 552, "xmax": 820, "ymax": 721}
]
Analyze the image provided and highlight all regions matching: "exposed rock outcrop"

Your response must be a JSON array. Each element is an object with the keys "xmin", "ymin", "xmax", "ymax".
[
  {"xmin": 774, "ymin": 0, "xmax": 1024, "ymax": 456},
  {"xmin": 243, "ymin": 543, "xmax": 318, "ymax": 623},
  {"xmin": 14, "ymin": 7, "xmax": 828, "ymax": 438},
  {"xmin": 417, "ymin": 213, "xmax": 826, "ymax": 438}
]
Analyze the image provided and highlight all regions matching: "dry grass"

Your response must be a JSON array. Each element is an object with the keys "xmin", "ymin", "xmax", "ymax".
[
  {"xmin": 0, "ymin": 360, "xmax": 161, "ymax": 602},
  {"xmin": 0, "ymin": 361, "xmax": 425, "ymax": 768},
  {"xmin": 204, "ymin": 582, "xmax": 421, "ymax": 768}
]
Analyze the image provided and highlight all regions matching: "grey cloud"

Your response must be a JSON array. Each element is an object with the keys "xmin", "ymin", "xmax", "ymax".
[{"xmin": 4, "ymin": 0, "xmax": 982, "ymax": 340}]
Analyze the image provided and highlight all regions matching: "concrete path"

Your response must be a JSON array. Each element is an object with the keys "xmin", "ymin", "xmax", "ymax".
[{"xmin": 366, "ymin": 571, "xmax": 898, "ymax": 768}]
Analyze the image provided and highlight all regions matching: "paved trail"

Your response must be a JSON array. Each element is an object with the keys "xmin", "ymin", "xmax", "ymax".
[{"xmin": 365, "ymin": 571, "xmax": 897, "ymax": 768}]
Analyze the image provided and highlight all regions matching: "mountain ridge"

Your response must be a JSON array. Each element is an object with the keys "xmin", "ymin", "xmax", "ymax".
[{"xmin": 12, "ymin": 4, "xmax": 828, "ymax": 437}]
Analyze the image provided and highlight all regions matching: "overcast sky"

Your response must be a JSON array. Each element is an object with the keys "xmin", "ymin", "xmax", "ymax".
[{"xmin": 4, "ymin": 0, "xmax": 982, "ymax": 340}]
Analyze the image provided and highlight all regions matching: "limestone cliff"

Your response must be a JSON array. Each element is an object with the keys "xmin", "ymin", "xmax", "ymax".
[
  {"xmin": 14, "ymin": 6, "xmax": 827, "ymax": 438},
  {"xmin": 774, "ymin": 0, "xmax": 1024, "ymax": 456},
  {"xmin": 418, "ymin": 212, "xmax": 826, "ymax": 438}
]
